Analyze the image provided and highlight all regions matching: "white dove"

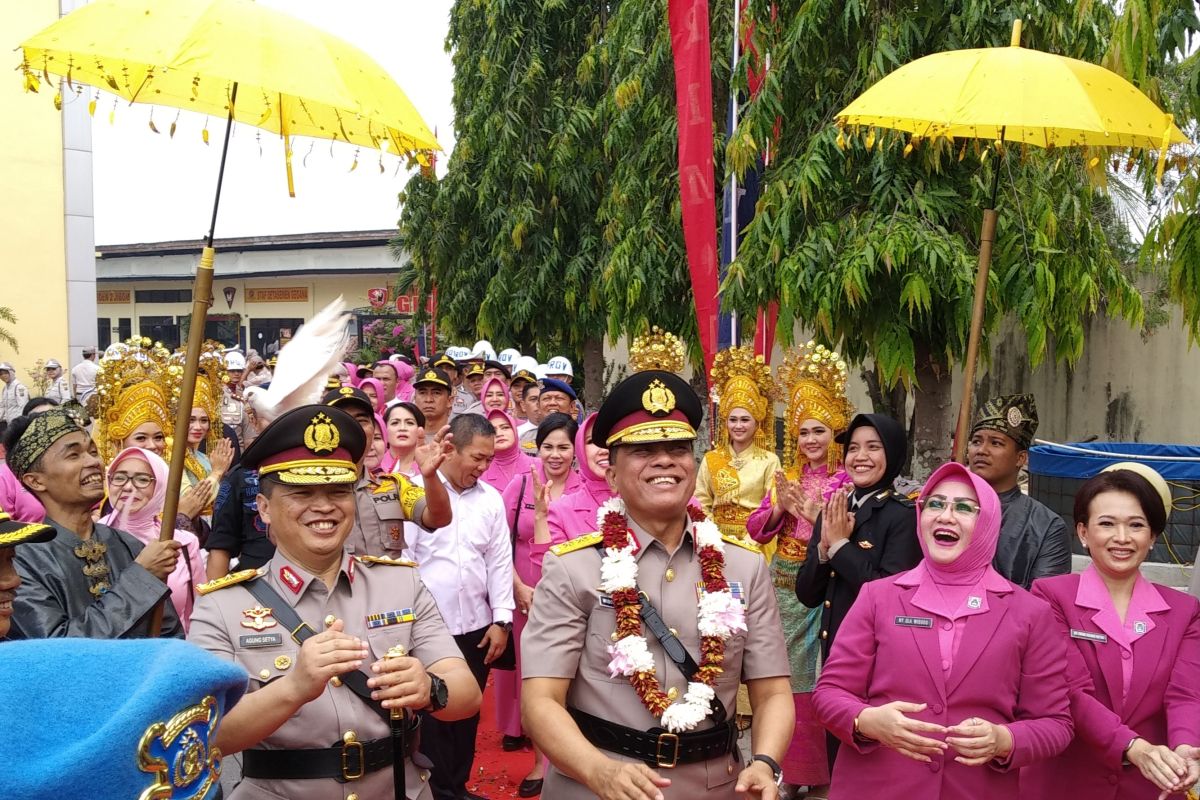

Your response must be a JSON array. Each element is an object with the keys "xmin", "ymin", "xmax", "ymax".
[{"xmin": 244, "ymin": 296, "xmax": 350, "ymax": 426}]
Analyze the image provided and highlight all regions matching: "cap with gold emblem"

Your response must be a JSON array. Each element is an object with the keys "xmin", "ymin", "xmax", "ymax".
[
  {"xmin": 464, "ymin": 362, "xmax": 485, "ymax": 378},
  {"xmin": 413, "ymin": 367, "xmax": 451, "ymax": 390},
  {"xmin": 241, "ymin": 404, "xmax": 366, "ymax": 485},
  {"xmin": 431, "ymin": 352, "xmax": 458, "ymax": 371},
  {"xmin": 971, "ymin": 393, "xmax": 1039, "ymax": 450},
  {"xmin": 592, "ymin": 370, "xmax": 703, "ymax": 447},
  {"xmin": 0, "ymin": 510, "xmax": 55, "ymax": 548},
  {"xmin": 321, "ymin": 385, "xmax": 373, "ymax": 419}
]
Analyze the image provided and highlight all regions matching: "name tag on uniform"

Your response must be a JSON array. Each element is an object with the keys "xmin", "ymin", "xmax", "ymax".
[
  {"xmin": 894, "ymin": 616, "xmax": 933, "ymax": 628},
  {"xmin": 1070, "ymin": 629, "xmax": 1108, "ymax": 643},
  {"xmin": 598, "ymin": 594, "xmax": 615, "ymax": 608},
  {"xmin": 367, "ymin": 608, "xmax": 415, "ymax": 629},
  {"xmin": 239, "ymin": 633, "xmax": 284, "ymax": 648}
]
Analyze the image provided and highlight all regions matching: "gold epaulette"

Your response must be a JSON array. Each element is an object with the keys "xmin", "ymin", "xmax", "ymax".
[
  {"xmin": 720, "ymin": 533, "xmax": 762, "ymax": 553},
  {"xmin": 196, "ymin": 567, "xmax": 263, "ymax": 596},
  {"xmin": 550, "ymin": 532, "xmax": 603, "ymax": 556},
  {"xmin": 356, "ymin": 555, "xmax": 418, "ymax": 567}
]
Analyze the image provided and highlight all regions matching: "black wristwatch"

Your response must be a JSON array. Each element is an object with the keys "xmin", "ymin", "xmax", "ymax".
[
  {"xmin": 751, "ymin": 754, "xmax": 783, "ymax": 786},
  {"xmin": 426, "ymin": 672, "xmax": 449, "ymax": 712},
  {"xmin": 495, "ymin": 621, "xmax": 513, "ymax": 633}
]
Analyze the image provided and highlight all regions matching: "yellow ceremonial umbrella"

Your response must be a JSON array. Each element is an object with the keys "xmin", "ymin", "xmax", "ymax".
[
  {"xmin": 835, "ymin": 20, "xmax": 1190, "ymax": 463},
  {"xmin": 18, "ymin": 0, "xmax": 438, "ymax": 626}
]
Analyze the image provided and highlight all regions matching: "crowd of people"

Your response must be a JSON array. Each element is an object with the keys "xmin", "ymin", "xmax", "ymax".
[{"xmin": 0, "ymin": 324, "xmax": 1198, "ymax": 800}]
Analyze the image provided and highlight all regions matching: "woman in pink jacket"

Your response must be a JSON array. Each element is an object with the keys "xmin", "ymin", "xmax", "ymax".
[
  {"xmin": 813, "ymin": 461, "xmax": 1072, "ymax": 798},
  {"xmin": 1023, "ymin": 464, "xmax": 1200, "ymax": 799}
]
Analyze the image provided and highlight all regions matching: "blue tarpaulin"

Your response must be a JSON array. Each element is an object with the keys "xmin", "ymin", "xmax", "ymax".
[{"xmin": 1029, "ymin": 442, "xmax": 1200, "ymax": 482}]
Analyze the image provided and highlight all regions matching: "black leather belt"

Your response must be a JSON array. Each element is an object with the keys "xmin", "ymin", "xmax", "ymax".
[
  {"xmin": 242, "ymin": 723, "xmax": 420, "ymax": 783},
  {"xmin": 569, "ymin": 707, "xmax": 738, "ymax": 769}
]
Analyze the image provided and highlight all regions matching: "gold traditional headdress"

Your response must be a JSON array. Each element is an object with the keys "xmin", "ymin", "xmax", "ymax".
[
  {"xmin": 778, "ymin": 341, "xmax": 854, "ymax": 471},
  {"xmin": 167, "ymin": 341, "xmax": 227, "ymax": 456},
  {"xmin": 709, "ymin": 346, "xmax": 774, "ymax": 449},
  {"xmin": 93, "ymin": 338, "xmax": 174, "ymax": 464},
  {"xmin": 628, "ymin": 327, "xmax": 686, "ymax": 373}
]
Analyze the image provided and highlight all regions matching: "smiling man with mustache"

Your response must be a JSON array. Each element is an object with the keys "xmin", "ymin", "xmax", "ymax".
[{"xmin": 5, "ymin": 408, "xmax": 184, "ymax": 639}]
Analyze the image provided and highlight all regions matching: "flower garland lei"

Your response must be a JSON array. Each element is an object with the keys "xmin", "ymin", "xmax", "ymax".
[{"xmin": 598, "ymin": 498, "xmax": 747, "ymax": 732}]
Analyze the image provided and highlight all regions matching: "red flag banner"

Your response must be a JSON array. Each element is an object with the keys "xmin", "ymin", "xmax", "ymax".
[{"xmin": 668, "ymin": 0, "xmax": 718, "ymax": 376}]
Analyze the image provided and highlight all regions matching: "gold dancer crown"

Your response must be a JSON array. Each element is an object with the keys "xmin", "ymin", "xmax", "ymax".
[
  {"xmin": 778, "ymin": 342, "xmax": 853, "ymax": 471},
  {"xmin": 710, "ymin": 346, "xmax": 775, "ymax": 449},
  {"xmin": 628, "ymin": 327, "xmax": 686, "ymax": 374}
]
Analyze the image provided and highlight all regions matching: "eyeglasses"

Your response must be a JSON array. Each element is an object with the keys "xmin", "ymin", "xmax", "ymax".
[
  {"xmin": 109, "ymin": 472, "xmax": 155, "ymax": 489},
  {"xmin": 918, "ymin": 497, "xmax": 980, "ymax": 516}
]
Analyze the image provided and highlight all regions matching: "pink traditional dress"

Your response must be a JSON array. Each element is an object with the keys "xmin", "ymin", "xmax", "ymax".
[
  {"xmin": 493, "ymin": 460, "xmax": 583, "ymax": 737},
  {"xmin": 748, "ymin": 463, "xmax": 850, "ymax": 785},
  {"xmin": 100, "ymin": 447, "xmax": 207, "ymax": 632}
]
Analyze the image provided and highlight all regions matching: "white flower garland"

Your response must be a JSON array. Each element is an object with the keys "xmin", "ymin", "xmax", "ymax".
[{"xmin": 597, "ymin": 499, "xmax": 747, "ymax": 733}]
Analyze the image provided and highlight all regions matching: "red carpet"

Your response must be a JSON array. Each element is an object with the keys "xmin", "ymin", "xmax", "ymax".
[{"xmin": 467, "ymin": 674, "xmax": 541, "ymax": 799}]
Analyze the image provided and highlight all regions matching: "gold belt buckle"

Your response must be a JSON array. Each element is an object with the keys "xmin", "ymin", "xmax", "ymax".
[
  {"xmin": 655, "ymin": 732, "xmax": 680, "ymax": 769},
  {"xmin": 341, "ymin": 735, "xmax": 365, "ymax": 781}
]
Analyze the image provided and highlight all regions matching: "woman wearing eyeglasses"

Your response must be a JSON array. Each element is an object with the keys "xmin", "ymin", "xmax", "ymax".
[
  {"xmin": 1022, "ymin": 464, "xmax": 1200, "ymax": 799},
  {"xmin": 100, "ymin": 447, "xmax": 206, "ymax": 631},
  {"xmin": 812, "ymin": 461, "xmax": 1073, "ymax": 798}
]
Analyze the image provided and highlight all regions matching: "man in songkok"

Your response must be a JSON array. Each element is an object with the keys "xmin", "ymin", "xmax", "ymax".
[
  {"xmin": 0, "ymin": 637, "xmax": 246, "ymax": 798},
  {"xmin": 5, "ymin": 408, "xmax": 185, "ymax": 638},
  {"xmin": 967, "ymin": 393, "xmax": 1071, "ymax": 589}
]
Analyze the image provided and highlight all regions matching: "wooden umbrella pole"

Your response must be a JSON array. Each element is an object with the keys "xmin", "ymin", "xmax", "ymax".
[
  {"xmin": 150, "ymin": 83, "xmax": 239, "ymax": 635},
  {"xmin": 953, "ymin": 129, "xmax": 1006, "ymax": 464}
]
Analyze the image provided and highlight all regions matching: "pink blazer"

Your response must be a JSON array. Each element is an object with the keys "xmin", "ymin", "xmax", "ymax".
[
  {"xmin": 1021, "ymin": 574, "xmax": 1200, "ymax": 800},
  {"xmin": 813, "ymin": 572, "xmax": 1073, "ymax": 799}
]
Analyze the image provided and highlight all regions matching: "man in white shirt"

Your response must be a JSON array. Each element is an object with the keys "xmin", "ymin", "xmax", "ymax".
[
  {"xmin": 0, "ymin": 363, "xmax": 30, "ymax": 425},
  {"xmin": 408, "ymin": 412, "xmax": 514, "ymax": 800},
  {"xmin": 70, "ymin": 348, "xmax": 99, "ymax": 405},
  {"xmin": 43, "ymin": 360, "xmax": 70, "ymax": 405}
]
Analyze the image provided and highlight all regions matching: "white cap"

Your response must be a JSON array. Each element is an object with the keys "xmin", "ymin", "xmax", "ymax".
[
  {"xmin": 446, "ymin": 346, "xmax": 471, "ymax": 361},
  {"xmin": 45, "ymin": 359, "xmax": 62, "ymax": 370},
  {"xmin": 498, "ymin": 348, "xmax": 521, "ymax": 366},
  {"xmin": 535, "ymin": 364, "xmax": 550, "ymax": 380},
  {"xmin": 470, "ymin": 340, "xmax": 496, "ymax": 361},
  {"xmin": 513, "ymin": 355, "xmax": 539, "ymax": 374},
  {"xmin": 224, "ymin": 351, "xmax": 246, "ymax": 370},
  {"xmin": 547, "ymin": 355, "xmax": 573, "ymax": 376},
  {"xmin": 0, "ymin": 362, "xmax": 13, "ymax": 372}
]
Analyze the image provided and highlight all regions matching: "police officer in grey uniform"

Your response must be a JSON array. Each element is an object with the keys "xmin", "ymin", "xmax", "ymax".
[
  {"xmin": 188, "ymin": 404, "xmax": 482, "ymax": 799},
  {"xmin": 322, "ymin": 386, "xmax": 452, "ymax": 556},
  {"xmin": 522, "ymin": 370, "xmax": 795, "ymax": 800}
]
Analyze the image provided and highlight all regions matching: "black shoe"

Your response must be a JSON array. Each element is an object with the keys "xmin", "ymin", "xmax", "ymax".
[
  {"xmin": 501, "ymin": 734, "xmax": 528, "ymax": 751},
  {"xmin": 517, "ymin": 779, "xmax": 543, "ymax": 798}
]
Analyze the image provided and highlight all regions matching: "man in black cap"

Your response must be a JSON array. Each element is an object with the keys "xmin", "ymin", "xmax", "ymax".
[
  {"xmin": 323, "ymin": 386, "xmax": 453, "ymax": 555},
  {"xmin": 968, "ymin": 393, "xmax": 1070, "ymax": 589},
  {"xmin": 414, "ymin": 368, "xmax": 455, "ymax": 444},
  {"xmin": 522, "ymin": 370, "xmax": 793, "ymax": 799},
  {"xmin": 6, "ymin": 408, "xmax": 184, "ymax": 638},
  {"xmin": 0, "ymin": 509, "xmax": 55, "ymax": 641},
  {"xmin": 188, "ymin": 404, "xmax": 482, "ymax": 799}
]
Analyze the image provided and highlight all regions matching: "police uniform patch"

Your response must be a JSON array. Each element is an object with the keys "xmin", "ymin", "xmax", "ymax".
[
  {"xmin": 239, "ymin": 633, "xmax": 283, "ymax": 648},
  {"xmin": 357, "ymin": 555, "xmax": 418, "ymax": 567},
  {"xmin": 196, "ymin": 567, "xmax": 263, "ymax": 596},
  {"xmin": 279, "ymin": 566, "xmax": 304, "ymax": 594},
  {"xmin": 550, "ymin": 531, "xmax": 603, "ymax": 556},
  {"xmin": 366, "ymin": 609, "xmax": 416, "ymax": 629},
  {"xmin": 240, "ymin": 605, "xmax": 277, "ymax": 631},
  {"xmin": 696, "ymin": 581, "xmax": 746, "ymax": 606}
]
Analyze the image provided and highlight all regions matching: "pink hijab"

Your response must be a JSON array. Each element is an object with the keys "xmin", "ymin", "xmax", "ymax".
[
  {"xmin": 575, "ymin": 413, "xmax": 614, "ymax": 506},
  {"xmin": 481, "ymin": 409, "xmax": 530, "ymax": 491},
  {"xmin": 481, "ymin": 377, "xmax": 511, "ymax": 412},
  {"xmin": 342, "ymin": 361, "xmax": 361, "ymax": 388},
  {"xmin": 914, "ymin": 461, "xmax": 1003, "ymax": 585},
  {"xmin": 394, "ymin": 360, "xmax": 415, "ymax": 402},
  {"xmin": 546, "ymin": 413, "xmax": 616, "ymax": 542},
  {"xmin": 101, "ymin": 447, "xmax": 171, "ymax": 541},
  {"xmin": 358, "ymin": 377, "xmax": 386, "ymax": 413}
]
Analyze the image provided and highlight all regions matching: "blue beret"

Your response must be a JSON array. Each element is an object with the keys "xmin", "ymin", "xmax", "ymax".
[
  {"xmin": 0, "ymin": 638, "xmax": 247, "ymax": 798},
  {"xmin": 539, "ymin": 378, "xmax": 577, "ymax": 401}
]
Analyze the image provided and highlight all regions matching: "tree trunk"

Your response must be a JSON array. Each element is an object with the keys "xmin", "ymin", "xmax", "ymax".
[
  {"xmin": 910, "ymin": 346, "xmax": 955, "ymax": 481},
  {"xmin": 581, "ymin": 336, "xmax": 605, "ymax": 411}
]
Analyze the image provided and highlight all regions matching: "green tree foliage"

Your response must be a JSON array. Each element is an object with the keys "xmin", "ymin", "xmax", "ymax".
[
  {"xmin": 0, "ymin": 306, "xmax": 18, "ymax": 353},
  {"xmin": 720, "ymin": 0, "xmax": 1191, "ymax": 470},
  {"xmin": 398, "ymin": 0, "xmax": 732, "ymax": 390}
]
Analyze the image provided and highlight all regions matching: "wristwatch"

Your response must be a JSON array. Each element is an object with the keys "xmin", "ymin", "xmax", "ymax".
[
  {"xmin": 426, "ymin": 672, "xmax": 449, "ymax": 712},
  {"xmin": 751, "ymin": 754, "xmax": 783, "ymax": 786},
  {"xmin": 495, "ymin": 621, "xmax": 513, "ymax": 633}
]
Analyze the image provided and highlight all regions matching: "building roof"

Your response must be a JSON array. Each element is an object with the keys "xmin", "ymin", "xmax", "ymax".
[{"xmin": 96, "ymin": 229, "xmax": 398, "ymax": 259}]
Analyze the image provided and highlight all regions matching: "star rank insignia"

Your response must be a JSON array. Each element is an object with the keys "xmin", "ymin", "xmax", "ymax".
[{"xmin": 241, "ymin": 604, "xmax": 277, "ymax": 631}]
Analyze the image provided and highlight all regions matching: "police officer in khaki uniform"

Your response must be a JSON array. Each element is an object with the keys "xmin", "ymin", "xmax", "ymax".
[
  {"xmin": 522, "ymin": 370, "xmax": 795, "ymax": 800},
  {"xmin": 188, "ymin": 404, "xmax": 482, "ymax": 799},
  {"xmin": 322, "ymin": 387, "xmax": 452, "ymax": 556}
]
